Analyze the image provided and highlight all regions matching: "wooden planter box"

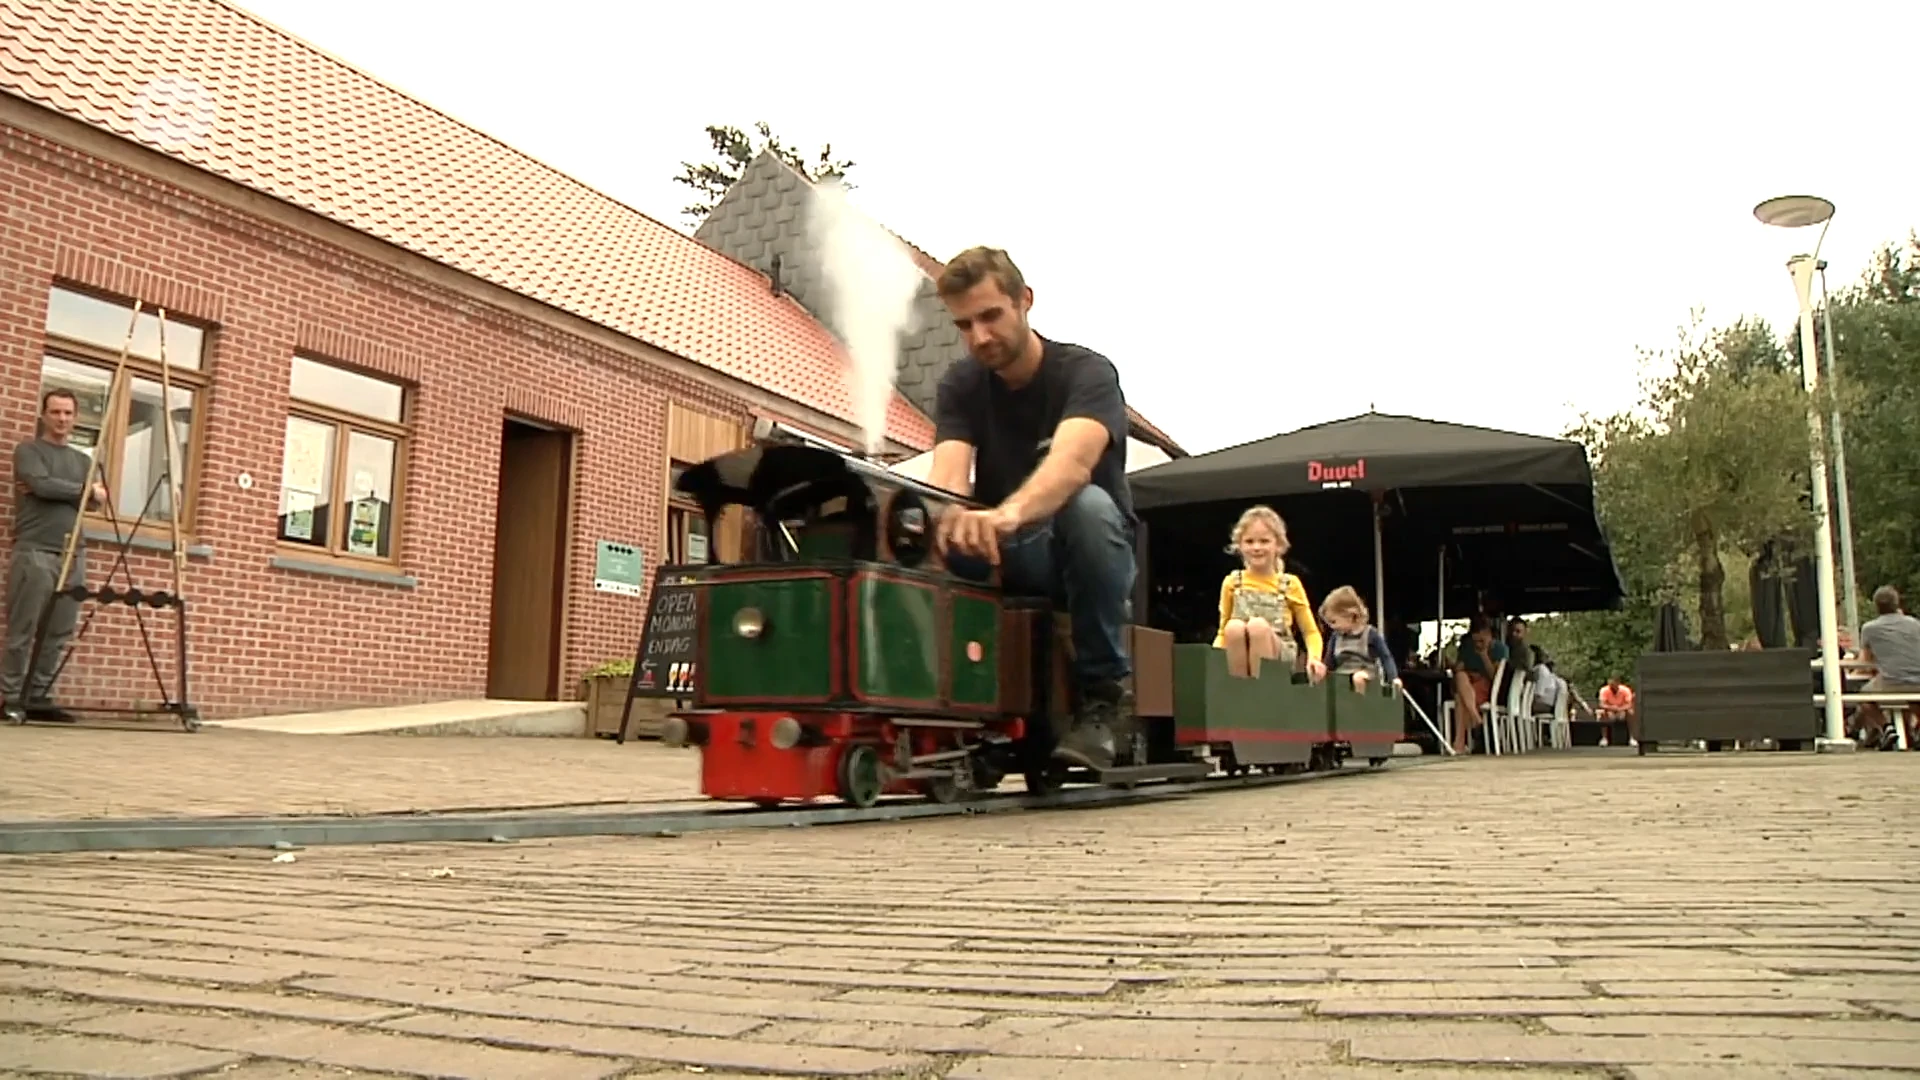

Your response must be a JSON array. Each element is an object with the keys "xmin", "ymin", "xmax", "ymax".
[
  {"xmin": 583, "ymin": 675, "xmax": 670, "ymax": 740},
  {"xmin": 1636, "ymin": 648, "xmax": 1819, "ymax": 747}
]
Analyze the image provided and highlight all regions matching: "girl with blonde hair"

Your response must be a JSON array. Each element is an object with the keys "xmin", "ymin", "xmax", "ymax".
[
  {"xmin": 1213, "ymin": 505, "xmax": 1325, "ymax": 681},
  {"xmin": 1319, "ymin": 585, "xmax": 1400, "ymax": 694}
]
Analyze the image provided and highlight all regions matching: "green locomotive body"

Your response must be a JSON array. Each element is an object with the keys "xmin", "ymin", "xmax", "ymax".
[{"xmin": 656, "ymin": 443, "xmax": 1397, "ymax": 806}]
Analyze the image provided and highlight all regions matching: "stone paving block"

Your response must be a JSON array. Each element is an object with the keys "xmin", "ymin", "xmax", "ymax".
[
  {"xmin": 437, "ymin": 960, "xmax": 839, "ymax": 1000},
  {"xmin": 286, "ymin": 975, "xmax": 760, "ymax": 1037},
  {"xmin": 1313, "ymin": 996, "xmax": 1864, "ymax": 1018},
  {"xmin": 741, "ymin": 1019, "xmax": 1022, "ymax": 1055},
  {"xmin": 0, "ymin": 992, "xmax": 112, "ymax": 1026},
  {"xmin": 0, "ymin": 971, "xmax": 403, "ymax": 1024},
  {"xmin": 513, "ymin": 980, "xmax": 987, "ymax": 1026},
  {"xmin": 982, "ymin": 1020, "xmax": 1333, "ymax": 1064},
  {"xmin": 0, "ymin": 1030, "xmax": 242, "ymax": 1079},
  {"xmin": 1350, "ymin": 1032, "xmax": 1920, "ymax": 1069},
  {"xmin": 377, "ymin": 1010, "xmax": 931, "ymax": 1075},
  {"xmin": 944, "ymin": 1053, "xmax": 1589, "ymax": 1076},
  {"xmin": 119, "ymin": 945, "xmax": 521, "ymax": 991},
  {"xmin": 676, "ymin": 963, "xmax": 1117, "ymax": 997},
  {"xmin": 1544, "ymin": 1014, "xmax": 1920, "ymax": 1040},
  {"xmin": 1620, "ymin": 1060, "xmax": 1920, "ymax": 1068},
  {"xmin": 944, "ymin": 1058, "xmax": 1593, "ymax": 1079},
  {"xmin": 183, "ymin": 1066, "xmax": 417, "ymax": 1080},
  {"xmin": 66, "ymin": 1009, "xmax": 622, "ymax": 1079},
  {"xmin": 0, "ymin": 945, "xmax": 304, "ymax": 987}
]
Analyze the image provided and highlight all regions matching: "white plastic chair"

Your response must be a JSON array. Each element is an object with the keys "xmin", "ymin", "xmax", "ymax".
[
  {"xmin": 1487, "ymin": 662, "xmax": 1538, "ymax": 755},
  {"xmin": 1481, "ymin": 658, "xmax": 1511, "ymax": 754},
  {"xmin": 1542, "ymin": 688, "xmax": 1573, "ymax": 749}
]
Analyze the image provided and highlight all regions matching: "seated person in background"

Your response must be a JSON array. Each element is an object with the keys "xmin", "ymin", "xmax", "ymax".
[
  {"xmin": 1319, "ymin": 586, "xmax": 1400, "ymax": 694},
  {"xmin": 1858, "ymin": 584, "xmax": 1920, "ymax": 742},
  {"xmin": 1450, "ymin": 617, "xmax": 1506, "ymax": 753},
  {"xmin": 1499, "ymin": 617, "xmax": 1530, "ymax": 699},
  {"xmin": 1213, "ymin": 505, "xmax": 1326, "ymax": 682},
  {"xmin": 1597, "ymin": 675, "xmax": 1638, "ymax": 747},
  {"xmin": 1529, "ymin": 646, "xmax": 1562, "ymax": 716}
]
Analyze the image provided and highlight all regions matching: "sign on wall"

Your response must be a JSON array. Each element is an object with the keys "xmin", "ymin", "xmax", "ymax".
[{"xmin": 593, "ymin": 541, "xmax": 643, "ymax": 596}]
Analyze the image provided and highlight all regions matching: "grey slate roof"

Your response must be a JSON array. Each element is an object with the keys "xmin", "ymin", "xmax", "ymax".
[
  {"xmin": 694, "ymin": 149, "xmax": 1186, "ymax": 456},
  {"xmin": 694, "ymin": 151, "xmax": 961, "ymax": 423}
]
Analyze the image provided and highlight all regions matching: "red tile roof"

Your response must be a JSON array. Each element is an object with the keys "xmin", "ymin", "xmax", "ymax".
[{"xmin": 0, "ymin": 0, "xmax": 934, "ymax": 450}]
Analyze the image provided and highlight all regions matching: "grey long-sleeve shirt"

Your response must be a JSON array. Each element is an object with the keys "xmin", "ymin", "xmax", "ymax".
[{"xmin": 12, "ymin": 438, "xmax": 94, "ymax": 553}]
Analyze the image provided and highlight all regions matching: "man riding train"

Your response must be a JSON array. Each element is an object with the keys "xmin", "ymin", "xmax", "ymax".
[{"xmin": 926, "ymin": 246, "xmax": 1136, "ymax": 773}]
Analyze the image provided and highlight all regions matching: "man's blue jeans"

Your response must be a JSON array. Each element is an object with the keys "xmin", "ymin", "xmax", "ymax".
[{"xmin": 947, "ymin": 486, "xmax": 1136, "ymax": 689}]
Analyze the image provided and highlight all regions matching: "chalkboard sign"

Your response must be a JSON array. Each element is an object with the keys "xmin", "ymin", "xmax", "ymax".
[
  {"xmin": 631, "ymin": 565, "xmax": 700, "ymax": 696},
  {"xmin": 616, "ymin": 564, "xmax": 705, "ymax": 743}
]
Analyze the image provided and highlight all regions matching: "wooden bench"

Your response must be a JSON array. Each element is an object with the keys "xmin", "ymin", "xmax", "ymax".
[{"xmin": 1812, "ymin": 692, "xmax": 1919, "ymax": 750}]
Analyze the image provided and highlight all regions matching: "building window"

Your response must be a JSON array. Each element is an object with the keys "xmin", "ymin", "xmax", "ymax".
[
  {"xmin": 665, "ymin": 462, "xmax": 710, "ymax": 564},
  {"xmin": 277, "ymin": 355, "xmax": 409, "ymax": 563},
  {"xmin": 37, "ymin": 286, "xmax": 211, "ymax": 530}
]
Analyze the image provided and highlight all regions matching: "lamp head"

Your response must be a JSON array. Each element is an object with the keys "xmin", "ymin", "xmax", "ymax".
[{"xmin": 1754, "ymin": 195, "xmax": 1835, "ymax": 229}]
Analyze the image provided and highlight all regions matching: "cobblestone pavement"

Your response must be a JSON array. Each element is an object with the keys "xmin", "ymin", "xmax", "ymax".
[
  {"xmin": 1, "ymin": 751, "xmax": 1918, "ymax": 1078},
  {"xmin": 0, "ymin": 726, "xmax": 699, "ymax": 820}
]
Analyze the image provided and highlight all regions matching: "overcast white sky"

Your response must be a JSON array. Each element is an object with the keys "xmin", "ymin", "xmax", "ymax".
[{"xmin": 234, "ymin": 0, "xmax": 1918, "ymax": 456}]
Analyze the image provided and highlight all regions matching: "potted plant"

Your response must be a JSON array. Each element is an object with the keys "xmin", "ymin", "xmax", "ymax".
[{"xmin": 581, "ymin": 657, "xmax": 638, "ymax": 738}]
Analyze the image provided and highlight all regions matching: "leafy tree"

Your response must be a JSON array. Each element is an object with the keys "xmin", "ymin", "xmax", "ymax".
[
  {"xmin": 1534, "ymin": 233, "xmax": 1916, "ymax": 687},
  {"xmin": 1826, "ymin": 234, "xmax": 1920, "ymax": 605},
  {"xmin": 1572, "ymin": 312, "xmax": 1819, "ymax": 651},
  {"xmin": 673, "ymin": 122, "xmax": 855, "ymax": 227}
]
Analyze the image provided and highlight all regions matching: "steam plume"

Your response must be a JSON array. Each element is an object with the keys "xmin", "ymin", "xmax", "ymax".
[{"xmin": 804, "ymin": 179, "xmax": 923, "ymax": 456}]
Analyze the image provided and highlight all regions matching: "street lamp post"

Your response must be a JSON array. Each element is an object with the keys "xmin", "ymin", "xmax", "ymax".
[
  {"xmin": 1817, "ymin": 259, "xmax": 1863, "ymax": 641},
  {"xmin": 1752, "ymin": 194, "xmax": 1852, "ymax": 750}
]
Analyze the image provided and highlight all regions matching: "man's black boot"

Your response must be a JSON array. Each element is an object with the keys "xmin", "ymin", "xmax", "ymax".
[{"xmin": 1054, "ymin": 680, "xmax": 1123, "ymax": 770}]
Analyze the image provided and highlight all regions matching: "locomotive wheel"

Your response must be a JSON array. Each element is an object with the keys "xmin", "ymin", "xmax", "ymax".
[
  {"xmin": 838, "ymin": 745, "xmax": 883, "ymax": 809},
  {"xmin": 1024, "ymin": 759, "xmax": 1068, "ymax": 796},
  {"xmin": 970, "ymin": 755, "xmax": 1006, "ymax": 793},
  {"xmin": 923, "ymin": 773, "xmax": 962, "ymax": 804}
]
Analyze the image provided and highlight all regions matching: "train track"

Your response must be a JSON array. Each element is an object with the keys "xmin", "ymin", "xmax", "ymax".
[{"xmin": 0, "ymin": 756, "xmax": 1443, "ymax": 856}]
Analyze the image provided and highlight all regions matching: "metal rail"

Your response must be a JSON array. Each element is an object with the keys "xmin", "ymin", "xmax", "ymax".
[{"xmin": 0, "ymin": 758, "xmax": 1440, "ymax": 856}]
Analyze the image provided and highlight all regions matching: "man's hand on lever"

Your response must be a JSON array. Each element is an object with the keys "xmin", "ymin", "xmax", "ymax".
[{"xmin": 935, "ymin": 502, "xmax": 1022, "ymax": 564}]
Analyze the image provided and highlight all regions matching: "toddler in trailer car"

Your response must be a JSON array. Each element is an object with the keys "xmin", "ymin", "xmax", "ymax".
[
  {"xmin": 1319, "ymin": 585, "xmax": 1400, "ymax": 694},
  {"xmin": 1213, "ymin": 505, "xmax": 1325, "ymax": 683}
]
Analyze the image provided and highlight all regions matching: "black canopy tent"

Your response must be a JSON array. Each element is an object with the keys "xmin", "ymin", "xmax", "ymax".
[{"xmin": 1127, "ymin": 412, "xmax": 1627, "ymax": 641}]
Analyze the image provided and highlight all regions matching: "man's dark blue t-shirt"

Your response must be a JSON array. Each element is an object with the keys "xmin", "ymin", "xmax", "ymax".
[{"xmin": 932, "ymin": 335, "xmax": 1135, "ymax": 527}]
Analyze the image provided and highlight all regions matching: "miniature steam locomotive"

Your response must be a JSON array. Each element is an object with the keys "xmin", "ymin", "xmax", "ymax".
[{"xmin": 656, "ymin": 443, "xmax": 1401, "ymax": 807}]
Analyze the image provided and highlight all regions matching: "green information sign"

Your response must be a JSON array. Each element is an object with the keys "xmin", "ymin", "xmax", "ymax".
[{"xmin": 593, "ymin": 541, "xmax": 643, "ymax": 597}]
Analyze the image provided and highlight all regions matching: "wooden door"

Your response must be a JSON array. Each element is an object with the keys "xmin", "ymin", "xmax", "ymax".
[{"xmin": 487, "ymin": 420, "xmax": 571, "ymax": 698}]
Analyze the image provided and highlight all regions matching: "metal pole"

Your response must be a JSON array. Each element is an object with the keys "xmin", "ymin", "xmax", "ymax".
[
  {"xmin": 1372, "ymin": 492, "xmax": 1386, "ymax": 624},
  {"xmin": 1788, "ymin": 254, "xmax": 1849, "ymax": 747},
  {"xmin": 1817, "ymin": 261, "xmax": 1861, "ymax": 640}
]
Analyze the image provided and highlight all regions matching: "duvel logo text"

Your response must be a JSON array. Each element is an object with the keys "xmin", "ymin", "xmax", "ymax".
[{"xmin": 1307, "ymin": 458, "xmax": 1365, "ymax": 489}]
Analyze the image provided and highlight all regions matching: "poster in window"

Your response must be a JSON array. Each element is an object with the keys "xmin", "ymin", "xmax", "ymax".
[
  {"xmin": 284, "ymin": 422, "xmax": 329, "ymax": 493},
  {"xmin": 686, "ymin": 530, "xmax": 707, "ymax": 562},
  {"xmin": 283, "ymin": 489, "xmax": 317, "ymax": 541},
  {"xmin": 347, "ymin": 498, "xmax": 381, "ymax": 556}
]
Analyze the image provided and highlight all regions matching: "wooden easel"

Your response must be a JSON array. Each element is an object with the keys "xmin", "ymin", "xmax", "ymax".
[{"xmin": 16, "ymin": 298, "xmax": 200, "ymax": 731}]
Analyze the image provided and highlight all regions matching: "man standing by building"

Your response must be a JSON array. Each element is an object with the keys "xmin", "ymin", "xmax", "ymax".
[
  {"xmin": 927, "ymin": 246, "xmax": 1136, "ymax": 772},
  {"xmin": 4, "ymin": 389, "xmax": 104, "ymax": 723}
]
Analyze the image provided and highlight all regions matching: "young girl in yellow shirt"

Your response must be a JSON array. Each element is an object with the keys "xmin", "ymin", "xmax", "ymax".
[{"xmin": 1213, "ymin": 505, "xmax": 1326, "ymax": 681}]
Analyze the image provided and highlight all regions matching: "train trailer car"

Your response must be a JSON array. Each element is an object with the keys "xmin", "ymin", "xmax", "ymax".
[{"xmin": 655, "ymin": 443, "xmax": 1392, "ymax": 807}]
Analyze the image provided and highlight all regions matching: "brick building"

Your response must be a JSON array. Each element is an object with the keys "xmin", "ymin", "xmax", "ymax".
[{"xmin": 0, "ymin": 0, "xmax": 944, "ymax": 718}]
